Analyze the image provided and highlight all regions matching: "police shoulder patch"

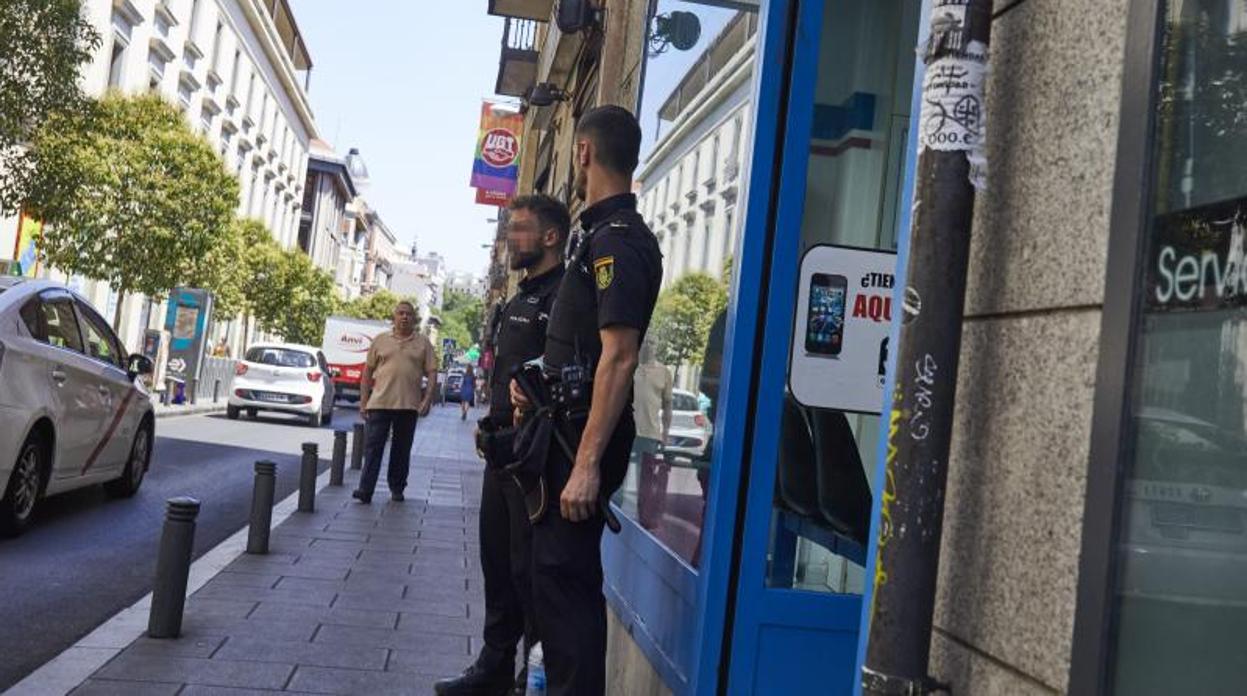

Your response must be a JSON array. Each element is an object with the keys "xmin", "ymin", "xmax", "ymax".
[{"xmin": 593, "ymin": 256, "xmax": 615, "ymax": 290}]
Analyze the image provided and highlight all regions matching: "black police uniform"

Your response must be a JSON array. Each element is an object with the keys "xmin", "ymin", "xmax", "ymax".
[
  {"xmin": 454, "ymin": 264, "xmax": 563, "ymax": 694},
  {"xmin": 534, "ymin": 193, "xmax": 662, "ymax": 695}
]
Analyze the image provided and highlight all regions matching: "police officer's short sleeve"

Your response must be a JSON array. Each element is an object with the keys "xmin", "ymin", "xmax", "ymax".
[{"xmin": 592, "ymin": 233, "xmax": 651, "ymax": 331}]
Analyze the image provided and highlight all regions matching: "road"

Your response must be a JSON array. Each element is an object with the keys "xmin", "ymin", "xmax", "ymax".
[{"xmin": 0, "ymin": 406, "xmax": 360, "ymax": 691}]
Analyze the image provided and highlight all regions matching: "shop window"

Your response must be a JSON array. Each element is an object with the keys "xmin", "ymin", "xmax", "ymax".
[
  {"xmin": 614, "ymin": 1, "xmax": 759, "ymax": 568},
  {"xmin": 765, "ymin": 0, "xmax": 918, "ymax": 593},
  {"xmin": 1111, "ymin": 2, "xmax": 1247, "ymax": 692}
]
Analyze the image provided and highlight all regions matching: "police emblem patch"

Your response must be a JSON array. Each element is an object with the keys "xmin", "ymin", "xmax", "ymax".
[{"xmin": 594, "ymin": 256, "xmax": 614, "ymax": 290}]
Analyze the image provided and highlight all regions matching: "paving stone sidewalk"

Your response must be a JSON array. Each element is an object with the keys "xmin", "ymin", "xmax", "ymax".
[{"xmin": 72, "ymin": 405, "xmax": 488, "ymax": 695}]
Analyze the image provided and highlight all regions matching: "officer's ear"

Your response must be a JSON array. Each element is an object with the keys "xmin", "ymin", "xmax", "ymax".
[
  {"xmin": 540, "ymin": 226, "xmax": 562, "ymax": 250},
  {"xmin": 576, "ymin": 138, "xmax": 592, "ymax": 169}
]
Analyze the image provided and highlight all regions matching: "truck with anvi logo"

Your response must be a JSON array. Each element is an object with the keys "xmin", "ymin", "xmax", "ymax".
[{"xmin": 321, "ymin": 316, "xmax": 390, "ymax": 402}]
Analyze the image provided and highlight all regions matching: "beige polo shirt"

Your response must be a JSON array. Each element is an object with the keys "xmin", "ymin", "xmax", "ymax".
[{"xmin": 364, "ymin": 331, "xmax": 436, "ymax": 411}]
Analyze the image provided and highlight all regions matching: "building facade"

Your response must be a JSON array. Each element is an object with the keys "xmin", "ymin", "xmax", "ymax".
[
  {"xmin": 299, "ymin": 139, "xmax": 358, "ymax": 285},
  {"xmin": 486, "ymin": 0, "xmax": 1247, "ymax": 694},
  {"xmin": 1, "ymin": 0, "xmax": 318, "ymax": 355}
]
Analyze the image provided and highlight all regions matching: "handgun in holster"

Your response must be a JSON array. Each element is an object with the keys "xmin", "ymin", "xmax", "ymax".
[
  {"xmin": 510, "ymin": 359, "xmax": 620, "ymax": 533},
  {"xmin": 475, "ymin": 415, "xmax": 517, "ymax": 470}
]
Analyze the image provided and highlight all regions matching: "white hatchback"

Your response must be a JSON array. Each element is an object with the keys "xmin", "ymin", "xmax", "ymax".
[
  {"xmin": 666, "ymin": 388, "xmax": 714, "ymax": 460},
  {"xmin": 0, "ymin": 278, "xmax": 156, "ymax": 536},
  {"xmin": 227, "ymin": 343, "xmax": 334, "ymax": 427}
]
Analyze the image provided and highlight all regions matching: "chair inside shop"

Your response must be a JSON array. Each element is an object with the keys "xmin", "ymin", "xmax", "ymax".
[
  {"xmin": 776, "ymin": 394, "xmax": 820, "ymax": 518},
  {"xmin": 808, "ymin": 408, "xmax": 872, "ymax": 547}
]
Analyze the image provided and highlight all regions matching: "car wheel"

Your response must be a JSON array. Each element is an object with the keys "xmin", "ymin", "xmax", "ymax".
[
  {"xmin": 247, "ymin": 408, "xmax": 258, "ymax": 419},
  {"xmin": 306, "ymin": 412, "xmax": 320, "ymax": 427},
  {"xmin": 226, "ymin": 405, "xmax": 240, "ymax": 420},
  {"xmin": 1, "ymin": 432, "xmax": 47, "ymax": 537},
  {"xmin": 105, "ymin": 423, "xmax": 151, "ymax": 499},
  {"xmin": 320, "ymin": 408, "xmax": 332, "ymax": 426}
]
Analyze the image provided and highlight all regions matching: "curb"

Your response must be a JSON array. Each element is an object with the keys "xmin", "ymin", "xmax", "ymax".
[
  {"xmin": 152, "ymin": 402, "xmax": 228, "ymax": 420},
  {"xmin": 4, "ymin": 465, "xmax": 336, "ymax": 696}
]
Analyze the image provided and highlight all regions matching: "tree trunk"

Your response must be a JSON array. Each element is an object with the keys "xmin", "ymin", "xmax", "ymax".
[{"xmin": 112, "ymin": 290, "xmax": 127, "ymax": 332}]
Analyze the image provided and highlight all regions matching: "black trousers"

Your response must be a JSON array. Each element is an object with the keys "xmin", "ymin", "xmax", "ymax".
[
  {"xmin": 531, "ymin": 414, "xmax": 634, "ymax": 696},
  {"xmin": 480, "ymin": 468, "xmax": 534, "ymax": 655},
  {"xmin": 359, "ymin": 410, "xmax": 418, "ymax": 495}
]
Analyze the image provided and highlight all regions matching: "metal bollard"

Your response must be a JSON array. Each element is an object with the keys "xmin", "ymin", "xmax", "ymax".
[
  {"xmin": 189, "ymin": 378, "xmax": 198, "ymax": 405},
  {"xmin": 247, "ymin": 461, "xmax": 277, "ymax": 554},
  {"xmin": 350, "ymin": 422, "xmax": 365, "ymax": 471},
  {"xmin": 148, "ymin": 497, "xmax": 201, "ymax": 639},
  {"xmin": 330, "ymin": 430, "xmax": 347, "ymax": 486},
  {"xmin": 298, "ymin": 442, "xmax": 317, "ymax": 513},
  {"xmin": 213, "ymin": 379, "xmax": 221, "ymax": 403},
  {"xmin": 162, "ymin": 379, "xmax": 173, "ymax": 406}
]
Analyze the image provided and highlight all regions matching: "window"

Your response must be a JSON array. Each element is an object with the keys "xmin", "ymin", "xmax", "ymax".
[
  {"xmin": 19, "ymin": 299, "xmax": 43, "ymax": 340},
  {"xmin": 77, "ymin": 303, "xmax": 125, "ymax": 369},
  {"xmin": 244, "ymin": 347, "xmax": 316, "ymax": 368},
  {"xmin": 108, "ymin": 40, "xmax": 127, "ymax": 88},
  {"xmin": 37, "ymin": 296, "xmax": 84, "ymax": 353},
  {"xmin": 701, "ymin": 219, "xmax": 713, "ymax": 272},
  {"xmin": 1109, "ymin": 2, "xmax": 1247, "ymax": 693},
  {"xmin": 229, "ymin": 50, "xmax": 241, "ymax": 96},
  {"xmin": 210, "ymin": 22, "xmax": 224, "ymax": 73}
]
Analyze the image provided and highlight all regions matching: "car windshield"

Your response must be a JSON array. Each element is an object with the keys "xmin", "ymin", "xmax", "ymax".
[
  {"xmin": 672, "ymin": 393, "xmax": 699, "ymax": 412},
  {"xmin": 245, "ymin": 347, "xmax": 316, "ymax": 368}
]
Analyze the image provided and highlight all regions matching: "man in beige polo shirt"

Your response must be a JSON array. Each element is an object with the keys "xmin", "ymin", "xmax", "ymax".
[{"xmin": 353, "ymin": 300, "xmax": 438, "ymax": 504}]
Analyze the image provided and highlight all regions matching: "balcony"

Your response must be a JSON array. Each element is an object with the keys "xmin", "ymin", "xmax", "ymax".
[
  {"xmin": 495, "ymin": 17, "xmax": 539, "ymax": 98},
  {"xmin": 487, "ymin": 0, "xmax": 553, "ymax": 21}
]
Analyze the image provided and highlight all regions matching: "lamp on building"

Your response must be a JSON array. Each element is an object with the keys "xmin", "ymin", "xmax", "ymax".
[
  {"xmin": 649, "ymin": 11, "xmax": 701, "ymax": 57},
  {"xmin": 345, "ymin": 148, "xmax": 370, "ymax": 189},
  {"xmin": 556, "ymin": 0, "xmax": 599, "ymax": 34},
  {"xmin": 527, "ymin": 82, "xmax": 570, "ymax": 107}
]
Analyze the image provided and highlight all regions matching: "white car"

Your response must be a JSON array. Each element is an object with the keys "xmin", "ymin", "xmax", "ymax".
[
  {"xmin": 227, "ymin": 343, "xmax": 335, "ymax": 426},
  {"xmin": 0, "ymin": 278, "xmax": 156, "ymax": 536},
  {"xmin": 665, "ymin": 389, "xmax": 713, "ymax": 460}
]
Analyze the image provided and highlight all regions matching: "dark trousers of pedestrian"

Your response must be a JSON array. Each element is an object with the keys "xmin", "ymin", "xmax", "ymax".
[
  {"xmin": 359, "ymin": 409, "xmax": 418, "ymax": 496},
  {"xmin": 531, "ymin": 413, "xmax": 635, "ymax": 696},
  {"xmin": 479, "ymin": 468, "xmax": 535, "ymax": 661}
]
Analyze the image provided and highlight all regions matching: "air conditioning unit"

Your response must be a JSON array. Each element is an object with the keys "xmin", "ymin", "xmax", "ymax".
[{"xmin": 556, "ymin": 0, "xmax": 597, "ymax": 34}]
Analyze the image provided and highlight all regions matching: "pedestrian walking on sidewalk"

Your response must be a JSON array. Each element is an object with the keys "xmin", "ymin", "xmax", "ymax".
[
  {"xmin": 510, "ymin": 106, "xmax": 662, "ymax": 695},
  {"xmin": 436, "ymin": 194, "xmax": 568, "ymax": 696},
  {"xmin": 353, "ymin": 300, "xmax": 437, "ymax": 504},
  {"xmin": 460, "ymin": 364, "xmax": 476, "ymax": 421}
]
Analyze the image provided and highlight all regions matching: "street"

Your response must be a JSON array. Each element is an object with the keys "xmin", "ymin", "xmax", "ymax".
[{"xmin": 0, "ymin": 405, "xmax": 361, "ymax": 691}]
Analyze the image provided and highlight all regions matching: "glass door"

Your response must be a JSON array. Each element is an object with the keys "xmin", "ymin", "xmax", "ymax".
[{"xmin": 722, "ymin": 0, "xmax": 922, "ymax": 692}]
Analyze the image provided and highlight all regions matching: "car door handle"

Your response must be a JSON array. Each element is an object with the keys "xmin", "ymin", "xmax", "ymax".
[
  {"xmin": 97, "ymin": 385, "xmax": 112, "ymax": 397},
  {"xmin": 51, "ymin": 369, "xmax": 68, "ymax": 385}
]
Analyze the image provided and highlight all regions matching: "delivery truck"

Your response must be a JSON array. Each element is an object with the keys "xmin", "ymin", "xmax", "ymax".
[{"xmin": 321, "ymin": 316, "xmax": 390, "ymax": 402}]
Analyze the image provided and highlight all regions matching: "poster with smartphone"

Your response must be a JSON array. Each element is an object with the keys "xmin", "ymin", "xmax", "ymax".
[{"xmin": 789, "ymin": 244, "xmax": 898, "ymax": 414}]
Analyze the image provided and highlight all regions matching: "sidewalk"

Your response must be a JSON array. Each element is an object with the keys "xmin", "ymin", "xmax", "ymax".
[
  {"xmin": 151, "ymin": 398, "xmax": 228, "ymax": 419},
  {"xmin": 70, "ymin": 405, "xmax": 487, "ymax": 695}
]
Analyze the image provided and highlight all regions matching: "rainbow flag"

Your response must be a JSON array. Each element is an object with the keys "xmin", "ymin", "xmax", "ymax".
[
  {"xmin": 471, "ymin": 101, "xmax": 523, "ymax": 203},
  {"xmin": 14, "ymin": 213, "xmax": 40, "ymax": 278}
]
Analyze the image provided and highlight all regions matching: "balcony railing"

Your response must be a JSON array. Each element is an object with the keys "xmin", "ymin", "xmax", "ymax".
[
  {"xmin": 487, "ymin": 0, "xmax": 554, "ymax": 22},
  {"xmin": 495, "ymin": 17, "xmax": 539, "ymax": 98}
]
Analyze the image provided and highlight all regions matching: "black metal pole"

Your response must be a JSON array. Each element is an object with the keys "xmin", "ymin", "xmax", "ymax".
[
  {"xmin": 863, "ymin": 2, "xmax": 993, "ymax": 694},
  {"xmin": 330, "ymin": 430, "xmax": 347, "ymax": 486},
  {"xmin": 148, "ymin": 497, "xmax": 200, "ymax": 639},
  {"xmin": 247, "ymin": 461, "xmax": 277, "ymax": 554},
  {"xmin": 298, "ymin": 442, "xmax": 317, "ymax": 513},
  {"xmin": 213, "ymin": 379, "xmax": 221, "ymax": 404},
  {"xmin": 350, "ymin": 422, "xmax": 365, "ymax": 471}
]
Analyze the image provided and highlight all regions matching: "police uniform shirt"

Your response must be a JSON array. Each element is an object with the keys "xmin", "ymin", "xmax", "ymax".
[
  {"xmin": 489, "ymin": 264, "xmax": 564, "ymax": 423},
  {"xmin": 545, "ymin": 193, "xmax": 663, "ymax": 375}
]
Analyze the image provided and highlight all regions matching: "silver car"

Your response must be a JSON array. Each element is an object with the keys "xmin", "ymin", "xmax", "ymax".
[{"xmin": 0, "ymin": 278, "xmax": 155, "ymax": 536}]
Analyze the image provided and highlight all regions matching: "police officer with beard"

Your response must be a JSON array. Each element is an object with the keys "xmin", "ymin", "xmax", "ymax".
[
  {"xmin": 511, "ymin": 106, "xmax": 662, "ymax": 695},
  {"xmin": 436, "ymin": 195, "xmax": 569, "ymax": 696}
]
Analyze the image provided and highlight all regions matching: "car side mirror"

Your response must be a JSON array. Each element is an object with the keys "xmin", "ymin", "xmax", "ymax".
[{"xmin": 128, "ymin": 354, "xmax": 154, "ymax": 378}]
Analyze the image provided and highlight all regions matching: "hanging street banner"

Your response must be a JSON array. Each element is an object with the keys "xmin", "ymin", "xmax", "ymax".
[
  {"xmin": 13, "ymin": 212, "xmax": 41, "ymax": 278},
  {"xmin": 470, "ymin": 101, "xmax": 523, "ymax": 205}
]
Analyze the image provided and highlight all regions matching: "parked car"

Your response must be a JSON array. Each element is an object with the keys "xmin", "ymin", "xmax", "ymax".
[
  {"xmin": 0, "ymin": 278, "xmax": 155, "ymax": 536},
  {"xmin": 443, "ymin": 367, "xmax": 466, "ymax": 404},
  {"xmin": 666, "ymin": 389, "xmax": 713, "ymax": 460},
  {"xmin": 227, "ymin": 344, "xmax": 334, "ymax": 426}
]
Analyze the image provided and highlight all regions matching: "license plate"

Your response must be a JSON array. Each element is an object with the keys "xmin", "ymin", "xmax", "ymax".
[{"xmin": 256, "ymin": 393, "xmax": 288, "ymax": 403}]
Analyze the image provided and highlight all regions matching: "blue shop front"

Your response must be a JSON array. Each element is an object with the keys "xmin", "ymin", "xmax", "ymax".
[{"xmin": 603, "ymin": 0, "xmax": 930, "ymax": 693}]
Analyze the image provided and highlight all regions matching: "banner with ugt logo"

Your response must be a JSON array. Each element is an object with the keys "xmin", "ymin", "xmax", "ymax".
[{"xmin": 471, "ymin": 101, "xmax": 523, "ymax": 204}]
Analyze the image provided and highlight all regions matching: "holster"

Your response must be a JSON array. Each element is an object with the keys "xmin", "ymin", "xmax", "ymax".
[{"xmin": 476, "ymin": 416, "xmax": 517, "ymax": 470}]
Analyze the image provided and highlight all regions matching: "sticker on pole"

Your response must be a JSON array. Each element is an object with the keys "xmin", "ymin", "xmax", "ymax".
[{"xmin": 918, "ymin": 57, "xmax": 986, "ymax": 152}]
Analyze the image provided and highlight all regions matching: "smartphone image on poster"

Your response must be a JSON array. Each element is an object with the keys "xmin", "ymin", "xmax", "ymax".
[{"xmin": 805, "ymin": 273, "xmax": 847, "ymax": 357}]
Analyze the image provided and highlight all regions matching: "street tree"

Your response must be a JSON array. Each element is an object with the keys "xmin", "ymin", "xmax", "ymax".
[
  {"xmin": 0, "ymin": 0, "xmax": 101, "ymax": 214},
  {"xmin": 24, "ymin": 93, "xmax": 239, "ymax": 328},
  {"xmin": 340, "ymin": 290, "xmax": 411, "ymax": 322},
  {"xmin": 649, "ymin": 272, "xmax": 728, "ymax": 378},
  {"xmin": 186, "ymin": 217, "xmax": 250, "ymax": 320},
  {"xmin": 249, "ymin": 247, "xmax": 338, "ymax": 346},
  {"xmin": 442, "ymin": 289, "xmax": 485, "ymax": 345}
]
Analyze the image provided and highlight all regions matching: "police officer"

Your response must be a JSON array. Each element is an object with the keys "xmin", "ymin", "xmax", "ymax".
[
  {"xmin": 436, "ymin": 194, "xmax": 569, "ymax": 696},
  {"xmin": 511, "ymin": 105, "xmax": 662, "ymax": 695}
]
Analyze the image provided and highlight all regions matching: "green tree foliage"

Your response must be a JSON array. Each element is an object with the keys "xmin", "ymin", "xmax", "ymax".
[
  {"xmin": 442, "ymin": 289, "xmax": 485, "ymax": 345},
  {"xmin": 186, "ymin": 217, "xmax": 249, "ymax": 319},
  {"xmin": 650, "ymin": 273, "xmax": 728, "ymax": 373},
  {"xmin": 25, "ymin": 93, "xmax": 238, "ymax": 328},
  {"xmin": 339, "ymin": 290, "xmax": 412, "ymax": 322},
  {"xmin": 0, "ymin": 0, "xmax": 101, "ymax": 214},
  {"xmin": 247, "ymin": 241, "xmax": 338, "ymax": 346}
]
